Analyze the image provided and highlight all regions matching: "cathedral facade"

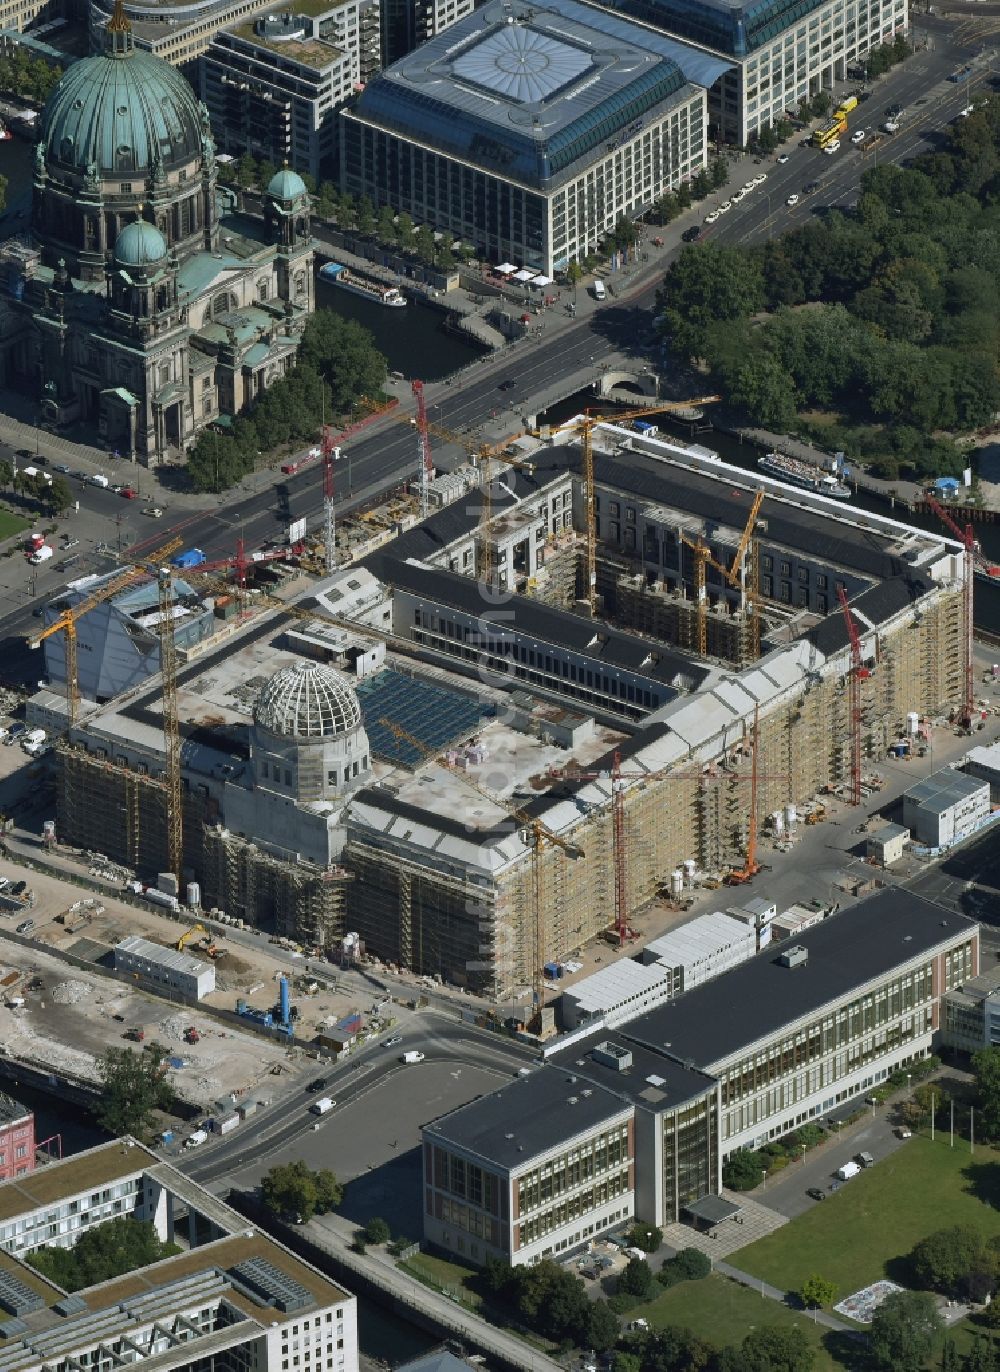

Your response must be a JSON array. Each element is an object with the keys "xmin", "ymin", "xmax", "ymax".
[{"xmin": 0, "ymin": 0, "xmax": 315, "ymax": 465}]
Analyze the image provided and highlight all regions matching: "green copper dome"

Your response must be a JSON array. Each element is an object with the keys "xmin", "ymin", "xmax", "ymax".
[
  {"xmin": 114, "ymin": 219, "xmax": 167, "ymax": 265},
  {"xmin": 40, "ymin": 41, "xmax": 204, "ymax": 178},
  {"xmin": 267, "ymin": 167, "xmax": 307, "ymax": 201}
]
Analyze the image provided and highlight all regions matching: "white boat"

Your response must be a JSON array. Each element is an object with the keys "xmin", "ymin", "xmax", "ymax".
[
  {"xmin": 319, "ymin": 261, "xmax": 406, "ymax": 307},
  {"xmin": 758, "ymin": 451, "xmax": 851, "ymax": 500}
]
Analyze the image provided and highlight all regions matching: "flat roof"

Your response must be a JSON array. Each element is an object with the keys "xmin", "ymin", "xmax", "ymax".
[
  {"xmin": 548, "ymin": 1030, "xmax": 716, "ymax": 1111},
  {"xmin": 0, "ymin": 1142, "xmax": 155, "ymax": 1222},
  {"xmin": 564, "ymin": 959, "xmax": 671, "ymax": 1012},
  {"xmin": 115, "ymin": 936, "xmax": 211, "ymax": 979},
  {"xmin": 645, "ymin": 910, "xmax": 753, "ymax": 966},
  {"xmin": 905, "ymin": 767, "xmax": 990, "ymax": 813},
  {"xmin": 871, "ymin": 823, "xmax": 910, "ymax": 843},
  {"xmin": 623, "ymin": 889, "xmax": 977, "ymax": 1069},
  {"xmin": 967, "ymin": 743, "xmax": 1000, "ymax": 776},
  {"xmin": 423, "ymin": 1065, "xmax": 631, "ymax": 1169}
]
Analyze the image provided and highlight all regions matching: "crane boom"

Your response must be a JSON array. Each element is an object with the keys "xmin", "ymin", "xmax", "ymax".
[
  {"xmin": 411, "ymin": 379, "xmax": 434, "ymax": 520},
  {"xmin": 925, "ymin": 493, "xmax": 975, "ymax": 727},
  {"xmin": 836, "ymin": 583, "xmax": 867, "ymax": 806}
]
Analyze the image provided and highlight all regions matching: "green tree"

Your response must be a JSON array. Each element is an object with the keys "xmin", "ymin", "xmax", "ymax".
[
  {"xmin": 618, "ymin": 1257, "xmax": 655, "ymax": 1301},
  {"xmin": 0, "ymin": 457, "xmax": 12, "ymax": 487},
  {"xmin": 96, "ymin": 1043, "xmax": 174, "ymax": 1138},
  {"xmin": 586, "ymin": 1300, "xmax": 620, "ymax": 1353},
  {"xmin": 257, "ymin": 159, "xmax": 277, "ymax": 191},
  {"xmin": 718, "ymin": 1326, "xmax": 814, "ymax": 1372},
  {"xmin": 626, "ymin": 1223, "xmax": 663, "ymax": 1253},
  {"xmin": 376, "ymin": 204, "xmax": 396, "ymax": 244},
  {"xmin": 800, "ymin": 1274, "xmax": 838, "ymax": 1309},
  {"xmin": 26, "ymin": 1218, "xmax": 171, "ymax": 1293},
  {"xmin": 870, "ymin": 1290, "xmax": 943, "ymax": 1372},
  {"xmin": 314, "ymin": 1168, "xmax": 343, "ymax": 1213},
  {"xmin": 262, "ymin": 1161, "xmax": 320, "ymax": 1222},
  {"xmin": 235, "ymin": 154, "xmax": 258, "ymax": 190},
  {"xmin": 300, "ymin": 171, "xmax": 317, "ymax": 194},
  {"xmin": 657, "ymin": 245, "xmax": 764, "ymax": 359},
  {"xmin": 974, "ymin": 1047, "xmax": 1000, "ymax": 1141},
  {"xmin": 415, "ymin": 225, "xmax": 436, "ymax": 265},
  {"xmin": 298, "ymin": 311, "xmax": 387, "ymax": 414},
  {"xmin": 729, "ymin": 353, "xmax": 798, "ymax": 429},
  {"xmin": 722, "ymin": 1148, "xmax": 766, "ymax": 1190},
  {"xmin": 647, "ymin": 1327, "xmax": 715, "ymax": 1372},
  {"xmin": 364, "ymin": 1216, "xmax": 391, "ymax": 1244},
  {"xmin": 314, "ymin": 194, "xmax": 336, "ymax": 221},
  {"xmin": 691, "ymin": 169, "xmax": 712, "ymax": 200},
  {"xmin": 711, "ymin": 157, "xmax": 729, "ymax": 189},
  {"xmin": 355, "ymin": 195, "xmax": 376, "ymax": 237},
  {"xmin": 395, "ymin": 211, "xmax": 414, "ymax": 246},
  {"xmin": 911, "ymin": 1226, "xmax": 987, "ymax": 1297},
  {"xmin": 46, "ymin": 475, "xmax": 72, "ymax": 516},
  {"xmin": 564, "ymin": 260, "xmax": 584, "ymax": 287}
]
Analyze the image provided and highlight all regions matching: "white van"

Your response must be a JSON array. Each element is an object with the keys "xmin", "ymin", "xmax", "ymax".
[
  {"xmin": 592, "ymin": 279, "xmax": 606, "ymax": 301},
  {"xmin": 835, "ymin": 1159, "xmax": 861, "ymax": 1181},
  {"xmin": 310, "ymin": 1096, "xmax": 335, "ymax": 1115},
  {"xmin": 89, "ymin": 473, "xmax": 110, "ymax": 488},
  {"xmin": 401, "ymin": 1051, "xmax": 425, "ymax": 1064}
]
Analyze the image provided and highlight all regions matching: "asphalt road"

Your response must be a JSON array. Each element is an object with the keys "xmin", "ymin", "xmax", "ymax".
[{"xmin": 181, "ymin": 1013, "xmax": 531, "ymax": 1187}]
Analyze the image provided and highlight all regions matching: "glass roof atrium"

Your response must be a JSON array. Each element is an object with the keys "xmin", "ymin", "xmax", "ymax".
[
  {"xmin": 350, "ymin": 0, "xmax": 731, "ymax": 190},
  {"xmin": 602, "ymin": 0, "xmax": 831, "ymax": 58}
]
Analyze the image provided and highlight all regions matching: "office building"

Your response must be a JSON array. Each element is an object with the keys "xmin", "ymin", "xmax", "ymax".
[
  {"xmin": 341, "ymin": 0, "xmax": 726, "ymax": 275},
  {"xmin": 943, "ymin": 966, "xmax": 1000, "ymax": 1055},
  {"xmin": 0, "ymin": 1138, "xmax": 359, "ymax": 1372},
  {"xmin": 0, "ymin": 1095, "xmax": 35, "ymax": 1181},
  {"xmin": 114, "ymin": 935, "xmax": 217, "ymax": 999},
  {"xmin": 902, "ymin": 768, "xmax": 990, "ymax": 849},
  {"xmin": 89, "ymin": 0, "xmax": 282, "ymax": 73},
  {"xmin": 380, "ymin": 0, "xmax": 474, "ymax": 65},
  {"xmin": 422, "ymin": 1067, "xmax": 635, "ymax": 1265},
  {"xmin": 203, "ymin": 0, "xmax": 382, "ymax": 180},
  {"xmin": 964, "ymin": 742, "xmax": 1000, "ymax": 804},
  {"xmin": 598, "ymin": 0, "xmax": 908, "ymax": 145},
  {"xmin": 867, "ymin": 822, "xmax": 909, "ymax": 867}
]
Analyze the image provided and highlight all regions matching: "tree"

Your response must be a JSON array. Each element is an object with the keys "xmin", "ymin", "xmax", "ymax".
[
  {"xmin": 365, "ymin": 1216, "xmax": 391, "ymax": 1244},
  {"xmin": 647, "ymin": 1327, "xmax": 715, "ymax": 1372},
  {"xmin": 618, "ymin": 1257, "xmax": 655, "ymax": 1301},
  {"xmin": 722, "ymin": 1148, "xmax": 766, "ymax": 1191},
  {"xmin": 974, "ymin": 1047, "xmax": 1000, "ymax": 1142},
  {"xmin": 564, "ymin": 260, "xmax": 584, "ymax": 287},
  {"xmin": 711, "ymin": 157, "xmax": 729, "ymax": 189},
  {"xmin": 911, "ymin": 1226, "xmax": 988, "ymax": 1297},
  {"xmin": 395, "ymin": 211, "xmax": 414, "ymax": 246},
  {"xmin": 728, "ymin": 353, "xmax": 798, "ymax": 429},
  {"xmin": 297, "ymin": 311, "xmax": 387, "ymax": 414},
  {"xmin": 261, "ymin": 1161, "xmax": 342, "ymax": 1223},
  {"xmin": 800, "ymin": 1274, "xmax": 838, "ymax": 1309},
  {"xmin": 657, "ymin": 245, "xmax": 764, "ymax": 359},
  {"xmin": 415, "ymin": 225, "xmax": 437, "ymax": 265},
  {"xmin": 586, "ymin": 1300, "xmax": 620, "ymax": 1352},
  {"xmin": 27, "ymin": 1218, "xmax": 171, "ymax": 1292},
  {"xmin": 671, "ymin": 1247, "xmax": 711, "ymax": 1282},
  {"xmin": 869, "ymin": 1290, "xmax": 943, "ymax": 1372},
  {"xmin": 235, "ymin": 154, "xmax": 258, "ymax": 190},
  {"xmin": 376, "ymin": 204, "xmax": 396, "ymax": 244},
  {"xmin": 257, "ymin": 160, "xmax": 277, "ymax": 192},
  {"xmin": 96, "ymin": 1043, "xmax": 174, "ymax": 1138},
  {"xmin": 717, "ymin": 1326, "xmax": 814, "ymax": 1372},
  {"xmin": 355, "ymin": 195, "xmax": 376, "ymax": 237},
  {"xmin": 46, "ymin": 475, "xmax": 72, "ymax": 516},
  {"xmin": 0, "ymin": 457, "xmax": 11, "ymax": 488},
  {"xmin": 627, "ymin": 1223, "xmax": 663, "ymax": 1253}
]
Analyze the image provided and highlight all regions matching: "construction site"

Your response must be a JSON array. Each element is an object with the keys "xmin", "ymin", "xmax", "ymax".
[{"xmin": 24, "ymin": 400, "xmax": 969, "ymax": 1013}]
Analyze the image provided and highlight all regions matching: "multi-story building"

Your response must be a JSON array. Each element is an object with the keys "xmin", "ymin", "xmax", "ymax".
[
  {"xmin": 341, "ymin": 0, "xmax": 727, "ymax": 274},
  {"xmin": 943, "ymin": 966, "xmax": 1000, "ymax": 1055},
  {"xmin": 379, "ymin": 0, "xmax": 473, "ymax": 65},
  {"xmin": 0, "ymin": 1095, "xmax": 35, "ymax": 1182},
  {"xmin": 902, "ymin": 768, "xmax": 991, "ymax": 850},
  {"xmin": 89, "ymin": 0, "xmax": 282, "ymax": 74},
  {"xmin": 0, "ymin": 1138, "xmax": 358, "ymax": 1372},
  {"xmin": 422, "ymin": 1068, "xmax": 636, "ymax": 1266},
  {"xmin": 597, "ymin": 0, "xmax": 908, "ymax": 145},
  {"xmin": 422, "ymin": 890, "xmax": 978, "ymax": 1260},
  {"xmin": 203, "ymin": 0, "xmax": 381, "ymax": 180}
]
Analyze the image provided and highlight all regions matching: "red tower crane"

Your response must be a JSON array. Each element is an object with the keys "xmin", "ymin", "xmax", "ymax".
[
  {"xmin": 837, "ymin": 583, "xmax": 870, "ymax": 806},
  {"xmin": 411, "ymin": 379, "xmax": 434, "ymax": 519},
  {"xmin": 322, "ymin": 423, "xmax": 338, "ymax": 574},
  {"xmin": 924, "ymin": 493, "xmax": 975, "ymax": 728}
]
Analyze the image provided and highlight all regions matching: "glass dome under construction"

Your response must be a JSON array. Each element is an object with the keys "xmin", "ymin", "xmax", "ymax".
[{"xmin": 254, "ymin": 662, "xmax": 363, "ymax": 739}]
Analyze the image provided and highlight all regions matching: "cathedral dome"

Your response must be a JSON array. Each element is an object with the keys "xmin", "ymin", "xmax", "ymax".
[
  {"xmin": 40, "ymin": 22, "xmax": 204, "ymax": 179},
  {"xmin": 254, "ymin": 662, "xmax": 363, "ymax": 740},
  {"xmin": 114, "ymin": 219, "xmax": 167, "ymax": 265},
  {"xmin": 267, "ymin": 167, "xmax": 308, "ymax": 201}
]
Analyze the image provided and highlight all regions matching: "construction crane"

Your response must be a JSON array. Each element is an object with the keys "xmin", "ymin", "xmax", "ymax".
[
  {"xmin": 725, "ymin": 704, "xmax": 764, "ymax": 885},
  {"xmin": 27, "ymin": 536, "xmax": 183, "ymax": 726},
  {"xmin": 379, "ymin": 716, "xmax": 582, "ymax": 1016},
  {"xmin": 411, "ymin": 379, "xmax": 434, "ymax": 521},
  {"xmin": 836, "ymin": 583, "xmax": 870, "ymax": 807},
  {"xmin": 924, "ymin": 493, "xmax": 975, "ymax": 727},
  {"xmin": 157, "ymin": 563, "xmax": 184, "ymax": 887},
  {"xmin": 323, "ymin": 425, "xmax": 339, "ymax": 574},
  {"xmin": 539, "ymin": 397, "xmax": 721, "ymax": 614},
  {"xmin": 679, "ymin": 489, "xmax": 765, "ymax": 661}
]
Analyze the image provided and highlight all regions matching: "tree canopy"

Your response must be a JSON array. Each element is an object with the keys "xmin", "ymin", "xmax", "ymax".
[
  {"xmin": 658, "ymin": 94, "xmax": 1000, "ymax": 479},
  {"xmin": 973, "ymin": 1047, "xmax": 1000, "ymax": 1142},
  {"xmin": 26, "ymin": 1218, "xmax": 174, "ymax": 1292},
  {"xmin": 717, "ymin": 1325, "xmax": 814, "ymax": 1372},
  {"xmin": 260, "ymin": 1161, "xmax": 343, "ymax": 1223},
  {"xmin": 96, "ymin": 1043, "xmax": 174, "ymax": 1138},
  {"xmin": 869, "ymin": 1289, "xmax": 943, "ymax": 1372}
]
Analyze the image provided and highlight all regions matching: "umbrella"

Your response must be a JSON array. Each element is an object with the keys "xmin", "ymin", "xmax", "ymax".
[
  {"xmin": 513, "ymin": 268, "xmax": 535, "ymax": 282},
  {"xmin": 496, "ymin": 262, "xmax": 517, "ymax": 274},
  {"xmin": 532, "ymin": 274, "xmax": 553, "ymax": 286}
]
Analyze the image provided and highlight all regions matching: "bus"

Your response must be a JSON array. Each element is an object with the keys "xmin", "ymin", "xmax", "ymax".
[
  {"xmin": 813, "ymin": 116, "xmax": 847, "ymax": 148},
  {"xmin": 833, "ymin": 94, "xmax": 858, "ymax": 121}
]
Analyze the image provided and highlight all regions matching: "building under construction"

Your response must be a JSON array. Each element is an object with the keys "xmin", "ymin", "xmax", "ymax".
[{"xmin": 47, "ymin": 422, "xmax": 966, "ymax": 1002}]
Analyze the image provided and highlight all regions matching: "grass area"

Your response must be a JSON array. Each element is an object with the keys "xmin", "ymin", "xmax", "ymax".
[
  {"xmin": 640, "ymin": 1275, "xmax": 841, "ymax": 1371},
  {"xmin": 399, "ymin": 1250, "xmax": 482, "ymax": 1306},
  {"xmin": 0, "ymin": 507, "xmax": 29, "ymax": 541},
  {"xmin": 734, "ymin": 1134, "xmax": 1000, "ymax": 1296}
]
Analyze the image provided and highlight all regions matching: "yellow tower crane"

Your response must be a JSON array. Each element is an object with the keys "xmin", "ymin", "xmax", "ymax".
[
  {"xmin": 679, "ymin": 488, "xmax": 765, "ymax": 661},
  {"xmin": 27, "ymin": 537, "xmax": 183, "ymax": 726}
]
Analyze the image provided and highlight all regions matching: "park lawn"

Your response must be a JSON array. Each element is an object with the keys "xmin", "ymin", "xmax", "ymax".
[
  {"xmin": 641, "ymin": 1274, "xmax": 840, "ymax": 1371},
  {"xmin": 399, "ymin": 1250, "xmax": 482, "ymax": 1306},
  {"xmin": 733, "ymin": 1133, "xmax": 1000, "ymax": 1296},
  {"xmin": 0, "ymin": 508, "xmax": 29, "ymax": 541}
]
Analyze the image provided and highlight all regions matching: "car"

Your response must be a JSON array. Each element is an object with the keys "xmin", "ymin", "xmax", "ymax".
[
  {"xmin": 15, "ymin": 920, "xmax": 33, "ymax": 935},
  {"xmin": 895, "ymin": 1126, "xmax": 913, "ymax": 1139},
  {"xmin": 741, "ymin": 181, "xmax": 756, "ymax": 193},
  {"xmin": 10, "ymin": 882, "xmax": 26, "ymax": 896},
  {"xmin": 62, "ymin": 538, "xmax": 79, "ymax": 550},
  {"xmin": 110, "ymin": 484, "xmax": 123, "ymax": 494},
  {"xmin": 307, "ymin": 1077, "xmax": 328, "ymax": 1093},
  {"xmin": 806, "ymin": 1187, "xmax": 826, "ymax": 1201},
  {"xmin": 804, "ymin": 180, "xmax": 820, "ymax": 193},
  {"xmin": 732, "ymin": 188, "xmax": 746, "ymax": 203},
  {"xmin": 777, "ymin": 153, "xmax": 790, "ymax": 164},
  {"xmin": 851, "ymin": 129, "xmax": 866, "ymax": 144},
  {"xmin": 384, "ymin": 1035, "xmax": 402, "ymax": 1047},
  {"xmin": 53, "ymin": 464, "xmax": 71, "ymax": 474},
  {"xmin": 753, "ymin": 172, "xmax": 768, "ymax": 185},
  {"xmin": 829, "ymin": 1179, "xmax": 842, "ymax": 1192},
  {"xmin": 959, "ymin": 104, "xmax": 976, "ymax": 118},
  {"xmin": 786, "ymin": 193, "xmax": 800, "ymax": 206},
  {"xmin": 14, "ymin": 450, "xmax": 35, "ymax": 464},
  {"xmin": 681, "ymin": 226, "xmax": 701, "ymax": 242},
  {"xmin": 717, "ymin": 199, "xmax": 732, "ymax": 213},
  {"xmin": 823, "ymin": 140, "xmax": 841, "ymax": 155},
  {"xmin": 886, "ymin": 103, "xmax": 902, "ymax": 117},
  {"xmin": 6, "ymin": 724, "xmax": 26, "ymax": 743},
  {"xmin": 142, "ymin": 506, "xmax": 164, "ymax": 518},
  {"xmin": 704, "ymin": 210, "xmax": 720, "ymax": 224},
  {"xmin": 120, "ymin": 486, "xmax": 137, "ymax": 499},
  {"xmin": 498, "ymin": 379, "xmax": 516, "ymax": 391}
]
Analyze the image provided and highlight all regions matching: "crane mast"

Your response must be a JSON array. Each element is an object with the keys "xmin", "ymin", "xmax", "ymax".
[{"xmin": 411, "ymin": 379, "xmax": 433, "ymax": 520}]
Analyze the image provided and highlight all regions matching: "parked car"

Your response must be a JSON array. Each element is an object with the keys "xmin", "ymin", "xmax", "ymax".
[
  {"xmin": 753, "ymin": 172, "xmax": 768, "ymax": 185},
  {"xmin": 15, "ymin": 920, "xmax": 34, "ymax": 935},
  {"xmin": 704, "ymin": 210, "xmax": 720, "ymax": 224},
  {"xmin": 717, "ymin": 200, "xmax": 732, "ymax": 213},
  {"xmin": 851, "ymin": 129, "xmax": 867, "ymax": 144},
  {"xmin": 829, "ymin": 1179, "xmax": 842, "ymax": 1192},
  {"xmin": 806, "ymin": 1187, "xmax": 826, "ymax": 1201},
  {"xmin": 307, "ymin": 1077, "xmax": 328, "ymax": 1093},
  {"xmin": 681, "ymin": 226, "xmax": 701, "ymax": 242},
  {"xmin": 804, "ymin": 180, "xmax": 820, "ymax": 193},
  {"xmin": 120, "ymin": 486, "xmax": 138, "ymax": 499},
  {"xmin": 777, "ymin": 153, "xmax": 790, "ymax": 164},
  {"xmin": 384, "ymin": 1034, "xmax": 402, "ymax": 1047},
  {"xmin": 895, "ymin": 1126, "xmax": 912, "ymax": 1139},
  {"xmin": 786, "ymin": 193, "xmax": 800, "ymax": 206}
]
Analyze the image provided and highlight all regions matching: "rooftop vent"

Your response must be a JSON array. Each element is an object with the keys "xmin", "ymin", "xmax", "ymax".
[
  {"xmin": 592, "ymin": 1040, "xmax": 632, "ymax": 1072},
  {"xmin": 777, "ymin": 945, "xmax": 809, "ymax": 969},
  {"xmin": 228, "ymin": 1258, "xmax": 310, "ymax": 1313}
]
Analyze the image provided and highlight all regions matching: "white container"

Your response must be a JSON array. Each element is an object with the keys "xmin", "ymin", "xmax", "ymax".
[
  {"xmin": 682, "ymin": 858, "xmax": 697, "ymax": 885},
  {"xmin": 772, "ymin": 810, "xmax": 785, "ymax": 835},
  {"xmin": 42, "ymin": 820, "xmax": 56, "ymax": 840},
  {"xmin": 669, "ymin": 869, "xmax": 684, "ymax": 897},
  {"xmin": 186, "ymin": 881, "xmax": 201, "ymax": 909},
  {"xmin": 785, "ymin": 804, "xmax": 798, "ymax": 828},
  {"xmin": 906, "ymin": 711, "xmax": 919, "ymax": 735}
]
